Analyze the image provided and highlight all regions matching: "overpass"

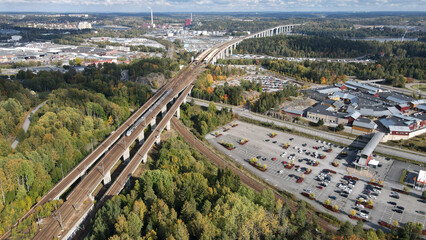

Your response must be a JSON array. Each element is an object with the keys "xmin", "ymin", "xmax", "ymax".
[
  {"xmin": 197, "ymin": 24, "xmax": 299, "ymax": 64},
  {"xmin": 1, "ymin": 24, "xmax": 299, "ymax": 240}
]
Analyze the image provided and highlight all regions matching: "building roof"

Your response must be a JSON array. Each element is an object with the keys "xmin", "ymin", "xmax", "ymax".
[
  {"xmin": 282, "ymin": 107, "xmax": 304, "ymax": 115},
  {"xmin": 359, "ymin": 108, "xmax": 391, "ymax": 117},
  {"xmin": 317, "ymin": 87, "xmax": 341, "ymax": 94},
  {"xmin": 411, "ymin": 99, "xmax": 426, "ymax": 105},
  {"xmin": 386, "ymin": 96, "xmax": 408, "ymax": 104},
  {"xmin": 346, "ymin": 111, "xmax": 361, "ymax": 119},
  {"xmin": 353, "ymin": 118, "xmax": 377, "ymax": 130},
  {"xmin": 379, "ymin": 118, "xmax": 395, "ymax": 129},
  {"xmin": 389, "ymin": 125, "xmax": 410, "ymax": 132},
  {"xmin": 360, "ymin": 132, "xmax": 385, "ymax": 159},
  {"xmin": 345, "ymin": 81, "xmax": 380, "ymax": 93},
  {"xmin": 333, "ymin": 91, "xmax": 358, "ymax": 101},
  {"xmin": 387, "ymin": 106, "xmax": 401, "ymax": 115},
  {"xmin": 417, "ymin": 105, "xmax": 426, "ymax": 111}
]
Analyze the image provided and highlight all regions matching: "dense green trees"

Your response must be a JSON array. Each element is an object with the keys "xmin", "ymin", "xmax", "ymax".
[
  {"xmin": 252, "ymin": 85, "xmax": 299, "ymax": 113},
  {"xmin": 0, "ymin": 87, "xmax": 134, "ymax": 235},
  {"xmin": 191, "ymin": 65, "xmax": 254, "ymax": 106},
  {"xmin": 235, "ymin": 35, "xmax": 426, "ymax": 59},
  {"xmin": 87, "ymin": 136, "xmax": 321, "ymax": 240},
  {"xmin": 0, "ymin": 55, "xmax": 178, "ymax": 236},
  {"xmin": 179, "ymin": 102, "xmax": 234, "ymax": 138},
  {"xmin": 219, "ymin": 57, "xmax": 425, "ymax": 87}
]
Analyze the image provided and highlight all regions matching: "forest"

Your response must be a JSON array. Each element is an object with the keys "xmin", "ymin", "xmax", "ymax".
[
  {"xmin": 252, "ymin": 85, "xmax": 300, "ymax": 113},
  {"xmin": 0, "ymin": 57, "xmax": 180, "ymax": 236},
  {"xmin": 234, "ymin": 35, "xmax": 426, "ymax": 59},
  {"xmin": 190, "ymin": 65, "xmax": 259, "ymax": 106},
  {"xmin": 219, "ymin": 58, "xmax": 425, "ymax": 88},
  {"xmin": 87, "ymin": 103, "xmax": 423, "ymax": 240}
]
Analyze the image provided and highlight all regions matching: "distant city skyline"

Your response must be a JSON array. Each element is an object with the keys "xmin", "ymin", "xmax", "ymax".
[{"xmin": 0, "ymin": 0, "xmax": 425, "ymax": 13}]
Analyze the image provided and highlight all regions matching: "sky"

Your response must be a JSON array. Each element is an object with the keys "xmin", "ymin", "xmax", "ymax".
[{"xmin": 0, "ymin": 0, "xmax": 425, "ymax": 13}]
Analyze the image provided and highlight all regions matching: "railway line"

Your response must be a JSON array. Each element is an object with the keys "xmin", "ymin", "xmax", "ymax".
[{"xmin": 2, "ymin": 24, "xmax": 298, "ymax": 240}]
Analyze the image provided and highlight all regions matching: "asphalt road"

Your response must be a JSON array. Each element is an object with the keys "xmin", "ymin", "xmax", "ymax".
[{"xmin": 190, "ymin": 97, "xmax": 426, "ymax": 163}]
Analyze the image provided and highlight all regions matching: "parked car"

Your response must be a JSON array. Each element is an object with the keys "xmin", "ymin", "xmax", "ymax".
[
  {"xmin": 396, "ymin": 206, "xmax": 405, "ymax": 210},
  {"xmin": 361, "ymin": 209, "xmax": 370, "ymax": 214},
  {"xmin": 329, "ymin": 196, "xmax": 337, "ymax": 200},
  {"xmin": 393, "ymin": 209, "xmax": 403, "ymax": 214},
  {"xmin": 388, "ymin": 201, "xmax": 397, "ymax": 205}
]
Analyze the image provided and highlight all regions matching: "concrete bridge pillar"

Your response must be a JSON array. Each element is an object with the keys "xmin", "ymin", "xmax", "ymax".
[
  {"xmin": 166, "ymin": 120, "xmax": 171, "ymax": 131},
  {"xmin": 161, "ymin": 105, "xmax": 167, "ymax": 117},
  {"xmin": 103, "ymin": 170, "xmax": 111, "ymax": 185},
  {"xmin": 150, "ymin": 118, "xmax": 156, "ymax": 129},
  {"xmin": 138, "ymin": 130, "xmax": 144, "ymax": 144},
  {"xmin": 230, "ymin": 48, "xmax": 233, "ymax": 56},
  {"xmin": 183, "ymin": 96, "xmax": 187, "ymax": 104},
  {"xmin": 175, "ymin": 106, "xmax": 180, "ymax": 119},
  {"xmin": 142, "ymin": 153, "xmax": 148, "ymax": 164},
  {"xmin": 123, "ymin": 148, "xmax": 130, "ymax": 163},
  {"xmin": 155, "ymin": 135, "xmax": 161, "ymax": 145},
  {"xmin": 89, "ymin": 193, "xmax": 94, "ymax": 202}
]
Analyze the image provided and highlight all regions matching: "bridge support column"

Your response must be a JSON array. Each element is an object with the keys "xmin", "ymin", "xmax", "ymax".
[
  {"xmin": 142, "ymin": 153, "xmax": 148, "ymax": 164},
  {"xmin": 89, "ymin": 193, "xmax": 94, "ymax": 202},
  {"xmin": 103, "ymin": 170, "xmax": 111, "ymax": 185},
  {"xmin": 155, "ymin": 135, "xmax": 161, "ymax": 145},
  {"xmin": 123, "ymin": 148, "xmax": 130, "ymax": 163},
  {"xmin": 138, "ymin": 131, "xmax": 144, "ymax": 144},
  {"xmin": 150, "ymin": 118, "xmax": 156, "ymax": 129},
  {"xmin": 183, "ymin": 96, "xmax": 187, "ymax": 104},
  {"xmin": 175, "ymin": 106, "xmax": 180, "ymax": 119},
  {"xmin": 166, "ymin": 120, "xmax": 171, "ymax": 131},
  {"xmin": 161, "ymin": 105, "xmax": 167, "ymax": 117}
]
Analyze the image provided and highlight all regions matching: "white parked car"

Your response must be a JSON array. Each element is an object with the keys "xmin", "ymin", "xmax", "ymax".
[
  {"xmin": 359, "ymin": 213, "xmax": 369, "ymax": 219},
  {"xmin": 356, "ymin": 204, "xmax": 364, "ymax": 209}
]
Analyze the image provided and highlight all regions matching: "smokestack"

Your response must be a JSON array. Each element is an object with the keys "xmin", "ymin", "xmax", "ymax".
[{"xmin": 148, "ymin": 7, "xmax": 153, "ymax": 25}]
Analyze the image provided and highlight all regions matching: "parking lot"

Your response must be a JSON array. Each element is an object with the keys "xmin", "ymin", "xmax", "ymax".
[{"xmin": 206, "ymin": 120, "xmax": 426, "ymax": 230}]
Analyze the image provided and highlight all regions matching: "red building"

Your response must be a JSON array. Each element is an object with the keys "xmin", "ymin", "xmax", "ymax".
[
  {"xmin": 396, "ymin": 103, "xmax": 410, "ymax": 113},
  {"xmin": 184, "ymin": 19, "xmax": 192, "ymax": 26}
]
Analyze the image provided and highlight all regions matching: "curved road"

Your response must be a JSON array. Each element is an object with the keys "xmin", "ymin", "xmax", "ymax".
[
  {"xmin": 189, "ymin": 97, "xmax": 426, "ymax": 163},
  {"xmin": 11, "ymin": 101, "xmax": 45, "ymax": 149}
]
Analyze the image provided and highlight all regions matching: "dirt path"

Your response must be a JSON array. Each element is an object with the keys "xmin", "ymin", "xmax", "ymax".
[
  {"xmin": 171, "ymin": 117, "xmax": 338, "ymax": 233},
  {"xmin": 11, "ymin": 101, "xmax": 45, "ymax": 149}
]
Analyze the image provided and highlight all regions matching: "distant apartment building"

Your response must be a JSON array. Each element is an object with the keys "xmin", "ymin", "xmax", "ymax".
[{"xmin": 78, "ymin": 22, "xmax": 92, "ymax": 30}]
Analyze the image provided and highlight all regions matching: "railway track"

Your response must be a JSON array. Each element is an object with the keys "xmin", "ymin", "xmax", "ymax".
[{"xmin": 171, "ymin": 118, "xmax": 338, "ymax": 233}]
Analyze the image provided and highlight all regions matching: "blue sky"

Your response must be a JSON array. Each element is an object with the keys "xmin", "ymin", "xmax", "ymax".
[{"xmin": 0, "ymin": 0, "xmax": 425, "ymax": 12}]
